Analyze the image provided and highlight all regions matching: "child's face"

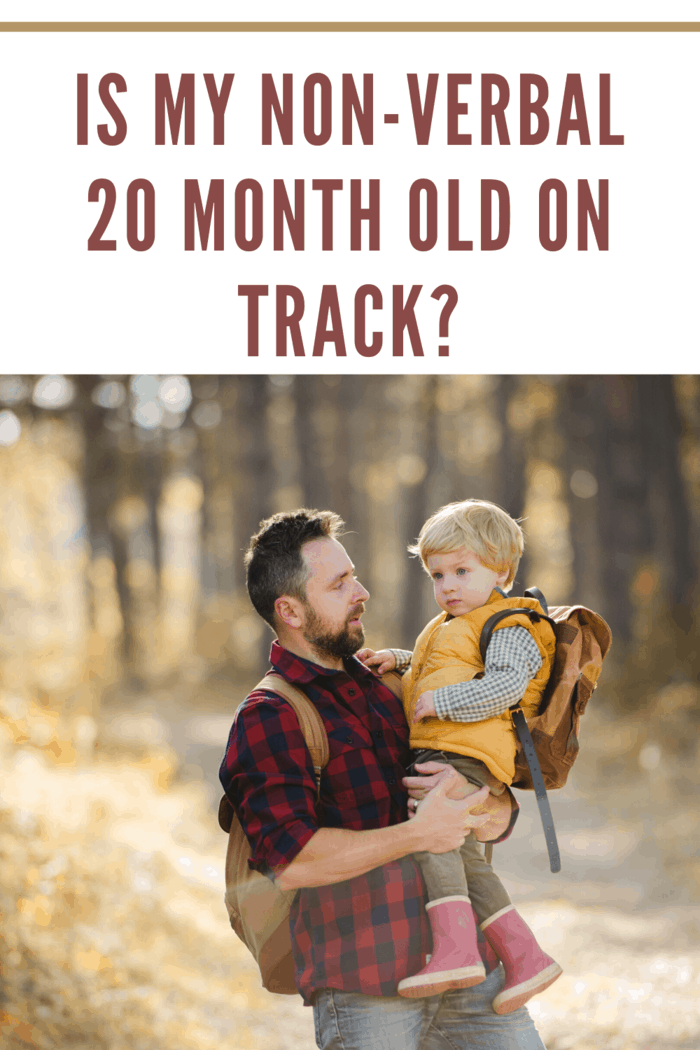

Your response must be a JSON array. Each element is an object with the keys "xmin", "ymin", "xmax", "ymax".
[{"xmin": 426, "ymin": 547, "xmax": 509, "ymax": 617}]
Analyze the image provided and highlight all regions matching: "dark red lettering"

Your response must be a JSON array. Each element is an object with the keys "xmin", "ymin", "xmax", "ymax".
[
  {"xmin": 87, "ymin": 179, "xmax": 117, "ymax": 250},
  {"xmin": 312, "ymin": 179, "xmax": 343, "ymax": 250},
  {"xmin": 520, "ymin": 74, "xmax": 549, "ymax": 145},
  {"xmin": 350, "ymin": 180, "xmax": 380, "ymax": 251},
  {"xmin": 481, "ymin": 180, "xmax": 510, "ymax": 251},
  {"xmin": 97, "ymin": 74, "xmax": 127, "ymax": 145},
  {"xmin": 273, "ymin": 180, "xmax": 305, "ymax": 250},
  {"xmin": 238, "ymin": 285, "xmax": 269, "ymax": 356},
  {"xmin": 578, "ymin": 179, "xmax": 609, "ymax": 250},
  {"xmin": 77, "ymin": 74, "xmax": 88, "ymax": 145},
  {"xmin": 407, "ymin": 74, "xmax": 438, "ymax": 145},
  {"xmin": 342, "ymin": 74, "xmax": 373, "ymax": 145},
  {"xmin": 448, "ymin": 180, "xmax": 473, "ymax": 251},
  {"xmin": 600, "ymin": 74, "xmax": 624, "ymax": 145},
  {"xmin": 155, "ymin": 73, "xmax": 195, "ymax": 145},
  {"xmin": 447, "ymin": 74, "xmax": 472, "ymax": 145},
  {"xmin": 204, "ymin": 73, "xmax": 234, "ymax": 145},
  {"xmin": 313, "ymin": 286, "xmax": 347, "ymax": 355},
  {"xmin": 409, "ymin": 180, "xmax": 438, "ymax": 252},
  {"xmin": 126, "ymin": 179, "xmax": 155, "ymax": 251},
  {"xmin": 235, "ymin": 180, "xmax": 263, "ymax": 251},
  {"xmin": 392, "ymin": 285, "xmax": 424, "ymax": 356},
  {"xmin": 539, "ymin": 179, "xmax": 567, "ymax": 251},
  {"xmin": 304, "ymin": 74, "xmax": 332, "ymax": 145},
  {"xmin": 276, "ymin": 286, "xmax": 306, "ymax": 356},
  {"xmin": 557, "ymin": 74, "xmax": 591, "ymax": 145},
  {"xmin": 185, "ymin": 179, "xmax": 224, "ymax": 250},
  {"xmin": 262, "ymin": 74, "xmax": 293, "ymax": 145},
  {"xmin": 481, "ymin": 74, "xmax": 510, "ymax": 145},
  {"xmin": 355, "ymin": 286, "xmax": 383, "ymax": 356}
]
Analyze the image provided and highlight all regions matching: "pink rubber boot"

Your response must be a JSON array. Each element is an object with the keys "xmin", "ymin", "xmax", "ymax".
[
  {"xmin": 471, "ymin": 905, "xmax": 499, "ymax": 973},
  {"xmin": 480, "ymin": 905, "xmax": 562, "ymax": 1014},
  {"xmin": 397, "ymin": 896, "xmax": 486, "ymax": 998}
]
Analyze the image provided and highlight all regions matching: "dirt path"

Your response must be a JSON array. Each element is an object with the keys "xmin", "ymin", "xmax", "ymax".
[{"xmin": 3, "ymin": 700, "xmax": 698, "ymax": 1050}]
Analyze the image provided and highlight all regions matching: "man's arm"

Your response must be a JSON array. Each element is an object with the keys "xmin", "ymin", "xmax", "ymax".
[
  {"xmin": 275, "ymin": 776, "xmax": 489, "ymax": 891},
  {"xmin": 415, "ymin": 626, "xmax": 542, "ymax": 723},
  {"xmin": 221, "ymin": 692, "xmax": 488, "ymax": 892}
]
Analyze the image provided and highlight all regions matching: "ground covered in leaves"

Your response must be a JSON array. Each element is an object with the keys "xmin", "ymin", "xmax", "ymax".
[{"xmin": 1, "ymin": 693, "xmax": 699, "ymax": 1050}]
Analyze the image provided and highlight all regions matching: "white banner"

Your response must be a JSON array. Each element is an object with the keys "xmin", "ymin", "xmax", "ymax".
[{"xmin": 0, "ymin": 17, "xmax": 697, "ymax": 370}]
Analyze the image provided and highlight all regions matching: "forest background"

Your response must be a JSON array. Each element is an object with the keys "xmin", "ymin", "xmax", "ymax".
[{"xmin": 0, "ymin": 373, "xmax": 698, "ymax": 1050}]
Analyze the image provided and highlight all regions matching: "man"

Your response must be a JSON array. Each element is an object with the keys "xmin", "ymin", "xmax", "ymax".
[{"xmin": 220, "ymin": 509, "xmax": 546, "ymax": 1050}]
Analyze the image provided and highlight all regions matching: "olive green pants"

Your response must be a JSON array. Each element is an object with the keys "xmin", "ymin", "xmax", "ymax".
[{"xmin": 411, "ymin": 750, "xmax": 512, "ymax": 924}]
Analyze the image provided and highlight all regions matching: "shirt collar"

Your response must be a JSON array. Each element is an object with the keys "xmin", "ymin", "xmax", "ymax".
[{"xmin": 270, "ymin": 640, "xmax": 376, "ymax": 685}]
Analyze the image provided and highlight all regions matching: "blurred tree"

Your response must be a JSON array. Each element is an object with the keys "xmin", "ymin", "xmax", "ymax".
[
  {"xmin": 563, "ymin": 375, "xmax": 698, "ymax": 663},
  {"xmin": 2, "ymin": 373, "xmax": 697, "ymax": 717}
]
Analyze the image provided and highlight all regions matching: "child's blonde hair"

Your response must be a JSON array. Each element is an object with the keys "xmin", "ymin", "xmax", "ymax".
[{"xmin": 409, "ymin": 499, "xmax": 524, "ymax": 588}]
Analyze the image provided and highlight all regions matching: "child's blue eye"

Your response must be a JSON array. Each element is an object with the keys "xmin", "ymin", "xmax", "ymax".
[
  {"xmin": 434, "ymin": 573, "xmax": 443, "ymax": 580},
  {"xmin": 457, "ymin": 568, "xmax": 466, "ymax": 576}
]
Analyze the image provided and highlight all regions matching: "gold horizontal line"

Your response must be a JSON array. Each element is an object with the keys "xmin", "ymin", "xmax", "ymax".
[{"xmin": 0, "ymin": 21, "xmax": 699, "ymax": 33}]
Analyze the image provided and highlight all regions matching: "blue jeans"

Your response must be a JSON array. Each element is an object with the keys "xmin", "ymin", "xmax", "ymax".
[{"xmin": 313, "ymin": 967, "xmax": 546, "ymax": 1050}]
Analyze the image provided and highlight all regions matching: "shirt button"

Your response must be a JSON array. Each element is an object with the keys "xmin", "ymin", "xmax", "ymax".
[
  {"xmin": 345, "ymin": 734, "xmax": 353, "ymax": 744},
  {"xmin": 375, "ymin": 730, "xmax": 384, "ymax": 739},
  {"xmin": 348, "ymin": 688, "xmax": 357, "ymax": 696},
  {"xmin": 388, "ymin": 777, "xmax": 396, "ymax": 785}
]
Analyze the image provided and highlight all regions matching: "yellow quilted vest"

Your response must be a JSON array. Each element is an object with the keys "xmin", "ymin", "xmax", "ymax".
[{"xmin": 403, "ymin": 590, "xmax": 557, "ymax": 784}]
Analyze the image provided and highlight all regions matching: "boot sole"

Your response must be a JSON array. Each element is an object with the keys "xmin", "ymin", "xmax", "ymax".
[
  {"xmin": 398, "ymin": 966, "xmax": 486, "ymax": 999},
  {"xmin": 492, "ymin": 963, "xmax": 563, "ymax": 1014}
]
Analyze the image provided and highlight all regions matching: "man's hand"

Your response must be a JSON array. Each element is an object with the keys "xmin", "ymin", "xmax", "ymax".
[
  {"xmin": 356, "ymin": 648, "xmax": 397, "ymax": 674},
  {"xmin": 412, "ymin": 690, "xmax": 437, "ymax": 722},
  {"xmin": 403, "ymin": 761, "xmax": 472, "ymax": 809},
  {"xmin": 410, "ymin": 774, "xmax": 489, "ymax": 853}
]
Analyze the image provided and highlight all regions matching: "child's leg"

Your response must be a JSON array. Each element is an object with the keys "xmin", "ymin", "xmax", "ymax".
[
  {"xmin": 412, "ymin": 846, "xmax": 469, "ymax": 902},
  {"xmin": 443, "ymin": 754, "xmax": 513, "ymax": 924},
  {"xmin": 457, "ymin": 834, "xmax": 512, "ymax": 924},
  {"xmin": 398, "ymin": 753, "xmax": 485, "ymax": 999},
  {"xmin": 444, "ymin": 754, "xmax": 562, "ymax": 1014}
]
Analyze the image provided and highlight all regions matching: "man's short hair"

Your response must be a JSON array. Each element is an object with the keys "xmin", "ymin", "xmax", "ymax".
[
  {"xmin": 245, "ymin": 508, "xmax": 345, "ymax": 628},
  {"xmin": 408, "ymin": 499, "xmax": 524, "ymax": 589}
]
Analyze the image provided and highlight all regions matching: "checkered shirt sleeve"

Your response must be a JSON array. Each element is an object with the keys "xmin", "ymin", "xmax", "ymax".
[
  {"xmin": 432, "ymin": 626, "xmax": 542, "ymax": 722},
  {"xmin": 388, "ymin": 648, "xmax": 413, "ymax": 673}
]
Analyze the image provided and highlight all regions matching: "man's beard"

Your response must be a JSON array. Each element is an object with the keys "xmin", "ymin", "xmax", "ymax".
[{"xmin": 302, "ymin": 603, "xmax": 366, "ymax": 662}]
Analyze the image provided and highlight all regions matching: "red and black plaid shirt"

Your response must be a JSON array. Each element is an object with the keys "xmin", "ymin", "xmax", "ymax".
[
  {"xmin": 220, "ymin": 641, "xmax": 432, "ymax": 1004},
  {"xmin": 220, "ymin": 642, "xmax": 499, "ymax": 1004}
]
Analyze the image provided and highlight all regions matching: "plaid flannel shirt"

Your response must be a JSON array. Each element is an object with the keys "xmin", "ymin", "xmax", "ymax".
[{"xmin": 219, "ymin": 642, "xmax": 432, "ymax": 1004}]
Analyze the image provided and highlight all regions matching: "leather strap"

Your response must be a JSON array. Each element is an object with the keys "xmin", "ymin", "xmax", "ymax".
[
  {"xmin": 523, "ymin": 586, "xmax": 549, "ymax": 616},
  {"xmin": 479, "ymin": 606, "xmax": 556, "ymax": 664},
  {"xmin": 478, "ymin": 588, "xmax": 561, "ymax": 874},
  {"xmin": 255, "ymin": 672, "xmax": 329, "ymax": 795},
  {"xmin": 510, "ymin": 705, "xmax": 561, "ymax": 873}
]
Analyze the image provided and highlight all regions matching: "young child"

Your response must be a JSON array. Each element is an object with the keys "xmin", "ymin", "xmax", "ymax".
[{"xmin": 358, "ymin": 499, "xmax": 562, "ymax": 1013}]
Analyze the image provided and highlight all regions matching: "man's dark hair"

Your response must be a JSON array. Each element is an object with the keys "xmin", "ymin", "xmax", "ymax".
[{"xmin": 245, "ymin": 509, "xmax": 345, "ymax": 629}]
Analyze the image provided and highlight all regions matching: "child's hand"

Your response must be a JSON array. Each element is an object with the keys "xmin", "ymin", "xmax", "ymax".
[
  {"xmin": 356, "ymin": 648, "xmax": 397, "ymax": 674},
  {"xmin": 412, "ymin": 691, "xmax": 437, "ymax": 722}
]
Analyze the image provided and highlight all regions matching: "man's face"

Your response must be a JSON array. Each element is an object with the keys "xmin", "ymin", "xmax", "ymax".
[
  {"xmin": 427, "ymin": 546, "xmax": 509, "ymax": 617},
  {"xmin": 299, "ymin": 538, "xmax": 370, "ymax": 661}
]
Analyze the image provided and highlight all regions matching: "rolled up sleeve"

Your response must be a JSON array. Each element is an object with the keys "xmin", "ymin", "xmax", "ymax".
[{"xmin": 219, "ymin": 694, "xmax": 320, "ymax": 876}]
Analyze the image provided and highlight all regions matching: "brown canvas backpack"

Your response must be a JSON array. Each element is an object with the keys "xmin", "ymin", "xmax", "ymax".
[
  {"xmin": 217, "ymin": 673, "xmax": 329, "ymax": 995},
  {"xmin": 479, "ymin": 587, "xmax": 612, "ymax": 872}
]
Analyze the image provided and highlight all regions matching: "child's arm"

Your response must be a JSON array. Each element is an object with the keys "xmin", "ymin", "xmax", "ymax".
[
  {"xmin": 357, "ymin": 647, "xmax": 412, "ymax": 675},
  {"xmin": 413, "ymin": 626, "xmax": 542, "ymax": 723}
]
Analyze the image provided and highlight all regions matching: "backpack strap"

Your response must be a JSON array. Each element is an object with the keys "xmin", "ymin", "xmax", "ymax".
[
  {"xmin": 479, "ymin": 605, "xmax": 556, "ymax": 664},
  {"xmin": 509, "ymin": 707, "xmax": 561, "ymax": 873},
  {"xmin": 255, "ymin": 672, "xmax": 329, "ymax": 794},
  {"xmin": 217, "ymin": 673, "xmax": 330, "ymax": 834},
  {"xmin": 378, "ymin": 669, "xmax": 403, "ymax": 700},
  {"xmin": 477, "ymin": 592, "xmax": 561, "ymax": 874},
  {"xmin": 523, "ymin": 586, "xmax": 548, "ymax": 616}
]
